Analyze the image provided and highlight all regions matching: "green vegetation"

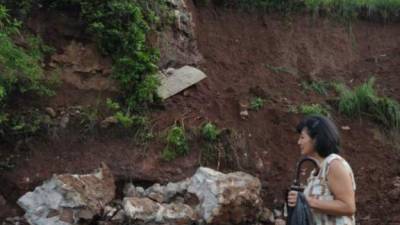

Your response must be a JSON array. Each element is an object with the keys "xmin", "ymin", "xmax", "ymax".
[
  {"xmin": 71, "ymin": 0, "xmax": 163, "ymax": 111},
  {"xmin": 199, "ymin": 122, "xmax": 222, "ymax": 167},
  {"xmin": 201, "ymin": 122, "xmax": 220, "ymax": 142},
  {"xmin": 215, "ymin": 0, "xmax": 303, "ymax": 13},
  {"xmin": 1, "ymin": 0, "xmax": 170, "ymax": 111},
  {"xmin": 335, "ymin": 78, "xmax": 400, "ymax": 130},
  {"xmin": 106, "ymin": 98, "xmax": 147, "ymax": 129},
  {"xmin": 305, "ymin": 0, "xmax": 400, "ymax": 20},
  {"xmin": 196, "ymin": 0, "xmax": 400, "ymax": 20},
  {"xmin": 299, "ymin": 103, "xmax": 331, "ymax": 116},
  {"xmin": 0, "ymin": 5, "xmax": 55, "ymax": 140},
  {"xmin": 301, "ymin": 80, "xmax": 331, "ymax": 96},
  {"xmin": 250, "ymin": 97, "xmax": 265, "ymax": 111},
  {"xmin": 162, "ymin": 125, "xmax": 189, "ymax": 161},
  {"xmin": 265, "ymin": 64, "xmax": 297, "ymax": 76},
  {"xmin": 105, "ymin": 98, "xmax": 152, "ymax": 142}
]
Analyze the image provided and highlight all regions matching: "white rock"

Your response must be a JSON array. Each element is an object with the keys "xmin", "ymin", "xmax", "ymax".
[
  {"xmin": 17, "ymin": 164, "xmax": 115, "ymax": 225},
  {"xmin": 188, "ymin": 167, "xmax": 262, "ymax": 224}
]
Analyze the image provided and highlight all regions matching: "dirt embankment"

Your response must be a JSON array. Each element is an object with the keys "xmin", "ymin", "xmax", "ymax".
[{"xmin": 1, "ymin": 2, "xmax": 400, "ymax": 224}]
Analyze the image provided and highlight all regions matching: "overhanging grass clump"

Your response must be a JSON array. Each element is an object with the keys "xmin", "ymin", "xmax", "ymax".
[
  {"xmin": 305, "ymin": 0, "xmax": 400, "ymax": 20},
  {"xmin": 299, "ymin": 103, "xmax": 331, "ymax": 117},
  {"xmin": 335, "ymin": 77, "xmax": 400, "ymax": 130},
  {"xmin": 200, "ymin": 0, "xmax": 400, "ymax": 20}
]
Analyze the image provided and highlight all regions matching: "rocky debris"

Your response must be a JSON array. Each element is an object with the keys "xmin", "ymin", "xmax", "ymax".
[
  {"xmin": 45, "ymin": 107, "xmax": 57, "ymax": 118},
  {"xmin": 17, "ymin": 163, "xmax": 115, "ymax": 225},
  {"xmin": 239, "ymin": 99, "xmax": 250, "ymax": 120},
  {"xmin": 100, "ymin": 116, "xmax": 119, "ymax": 129},
  {"xmin": 258, "ymin": 207, "xmax": 274, "ymax": 224},
  {"xmin": 103, "ymin": 205, "xmax": 125, "ymax": 222},
  {"xmin": 123, "ymin": 183, "xmax": 145, "ymax": 198},
  {"xmin": 120, "ymin": 167, "xmax": 262, "ymax": 225},
  {"xmin": 16, "ymin": 166, "xmax": 263, "ymax": 225},
  {"xmin": 2, "ymin": 216, "xmax": 28, "ymax": 225},
  {"xmin": 59, "ymin": 114, "xmax": 70, "ymax": 129},
  {"xmin": 388, "ymin": 176, "xmax": 400, "ymax": 202},
  {"xmin": 341, "ymin": 126, "xmax": 351, "ymax": 131},
  {"xmin": 188, "ymin": 167, "xmax": 263, "ymax": 224},
  {"xmin": 123, "ymin": 197, "xmax": 196, "ymax": 224},
  {"xmin": 144, "ymin": 179, "xmax": 190, "ymax": 203},
  {"xmin": 240, "ymin": 110, "xmax": 249, "ymax": 120}
]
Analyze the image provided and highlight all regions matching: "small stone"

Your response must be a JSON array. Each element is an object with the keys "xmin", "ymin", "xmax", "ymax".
[
  {"xmin": 59, "ymin": 115, "xmax": 70, "ymax": 128},
  {"xmin": 341, "ymin": 126, "xmax": 351, "ymax": 131},
  {"xmin": 110, "ymin": 209, "xmax": 125, "ymax": 221},
  {"xmin": 240, "ymin": 110, "xmax": 249, "ymax": 119},
  {"xmin": 77, "ymin": 208, "xmax": 94, "ymax": 220},
  {"xmin": 100, "ymin": 116, "xmax": 118, "ymax": 128},
  {"xmin": 239, "ymin": 99, "xmax": 249, "ymax": 109},
  {"xmin": 164, "ymin": 68, "xmax": 176, "ymax": 76},
  {"xmin": 258, "ymin": 208, "xmax": 274, "ymax": 223},
  {"xmin": 255, "ymin": 158, "xmax": 264, "ymax": 171},
  {"xmin": 45, "ymin": 107, "xmax": 57, "ymax": 118}
]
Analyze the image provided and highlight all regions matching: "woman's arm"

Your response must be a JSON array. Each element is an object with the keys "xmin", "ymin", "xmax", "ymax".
[{"xmin": 307, "ymin": 160, "xmax": 356, "ymax": 216}]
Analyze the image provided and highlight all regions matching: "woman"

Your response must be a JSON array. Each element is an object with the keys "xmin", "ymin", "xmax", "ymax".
[{"xmin": 287, "ymin": 116, "xmax": 356, "ymax": 225}]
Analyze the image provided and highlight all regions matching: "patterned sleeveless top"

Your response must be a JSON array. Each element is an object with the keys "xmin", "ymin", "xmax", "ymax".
[{"xmin": 304, "ymin": 154, "xmax": 356, "ymax": 225}]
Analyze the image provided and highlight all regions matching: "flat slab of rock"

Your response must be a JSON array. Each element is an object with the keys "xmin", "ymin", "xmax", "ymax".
[
  {"xmin": 157, "ymin": 66, "xmax": 207, "ymax": 99},
  {"xmin": 17, "ymin": 163, "xmax": 115, "ymax": 225}
]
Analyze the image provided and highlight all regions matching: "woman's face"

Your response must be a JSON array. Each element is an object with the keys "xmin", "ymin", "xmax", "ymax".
[{"xmin": 297, "ymin": 129, "xmax": 315, "ymax": 156}]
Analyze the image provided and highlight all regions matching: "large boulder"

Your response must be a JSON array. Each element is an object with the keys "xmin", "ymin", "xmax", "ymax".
[
  {"xmin": 188, "ymin": 167, "xmax": 262, "ymax": 225},
  {"xmin": 17, "ymin": 163, "xmax": 115, "ymax": 225}
]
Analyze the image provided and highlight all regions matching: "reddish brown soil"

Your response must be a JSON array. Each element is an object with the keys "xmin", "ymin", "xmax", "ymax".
[{"xmin": 1, "ymin": 2, "xmax": 400, "ymax": 224}]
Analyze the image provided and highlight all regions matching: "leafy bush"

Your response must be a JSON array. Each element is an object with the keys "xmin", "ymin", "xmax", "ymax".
[
  {"xmin": 0, "ymin": 4, "xmax": 55, "ymax": 140},
  {"xmin": 201, "ymin": 122, "xmax": 220, "ymax": 142},
  {"xmin": 250, "ymin": 97, "xmax": 265, "ymax": 111},
  {"xmin": 106, "ymin": 98, "xmax": 148, "ymax": 129},
  {"xmin": 335, "ymin": 77, "xmax": 400, "ymax": 130},
  {"xmin": 335, "ymin": 78, "xmax": 376, "ymax": 117},
  {"xmin": 1, "ymin": 0, "xmax": 167, "ymax": 111},
  {"xmin": 371, "ymin": 97, "xmax": 400, "ymax": 130},
  {"xmin": 301, "ymin": 80, "xmax": 330, "ymax": 96},
  {"xmin": 70, "ymin": 0, "xmax": 162, "ymax": 111},
  {"xmin": 299, "ymin": 103, "xmax": 330, "ymax": 116},
  {"xmin": 162, "ymin": 125, "xmax": 189, "ymax": 161}
]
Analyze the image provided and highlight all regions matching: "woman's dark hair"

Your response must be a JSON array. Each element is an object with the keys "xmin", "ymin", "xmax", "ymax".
[{"xmin": 296, "ymin": 116, "xmax": 340, "ymax": 157}]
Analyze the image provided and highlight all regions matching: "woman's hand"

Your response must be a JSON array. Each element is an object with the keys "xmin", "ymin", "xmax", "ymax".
[
  {"xmin": 305, "ymin": 195, "xmax": 317, "ymax": 208},
  {"xmin": 287, "ymin": 190, "xmax": 298, "ymax": 207}
]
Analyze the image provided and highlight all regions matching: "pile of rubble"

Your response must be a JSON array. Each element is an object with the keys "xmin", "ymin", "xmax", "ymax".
[{"xmin": 12, "ymin": 165, "xmax": 279, "ymax": 225}]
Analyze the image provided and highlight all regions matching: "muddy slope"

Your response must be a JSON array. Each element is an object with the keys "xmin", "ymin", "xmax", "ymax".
[{"xmin": 1, "ymin": 2, "xmax": 400, "ymax": 224}]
